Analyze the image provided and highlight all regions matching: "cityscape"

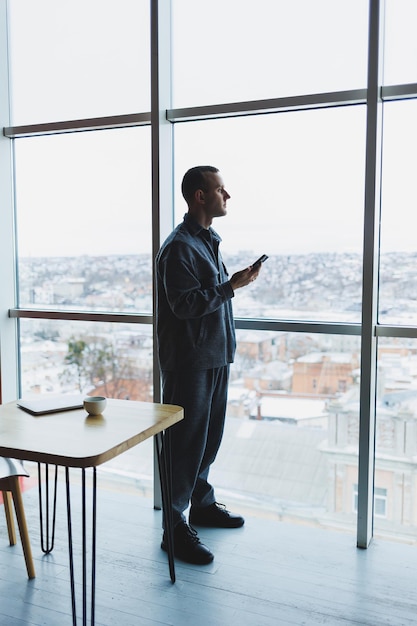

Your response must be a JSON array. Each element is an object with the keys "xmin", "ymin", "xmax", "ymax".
[
  {"xmin": 17, "ymin": 251, "xmax": 417, "ymax": 542},
  {"xmin": 18, "ymin": 250, "xmax": 417, "ymax": 324}
]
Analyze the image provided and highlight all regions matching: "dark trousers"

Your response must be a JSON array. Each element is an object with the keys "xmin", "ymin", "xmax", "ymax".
[{"xmin": 161, "ymin": 365, "xmax": 230, "ymax": 527}]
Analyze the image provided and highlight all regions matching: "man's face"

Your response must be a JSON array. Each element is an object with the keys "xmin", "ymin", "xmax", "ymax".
[{"xmin": 201, "ymin": 172, "xmax": 231, "ymax": 220}]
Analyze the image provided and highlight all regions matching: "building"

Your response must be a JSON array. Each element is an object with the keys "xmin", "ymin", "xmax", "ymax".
[{"xmin": 292, "ymin": 352, "xmax": 359, "ymax": 396}]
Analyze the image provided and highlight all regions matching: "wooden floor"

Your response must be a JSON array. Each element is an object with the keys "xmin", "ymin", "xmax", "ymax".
[{"xmin": 1, "ymin": 470, "xmax": 416, "ymax": 626}]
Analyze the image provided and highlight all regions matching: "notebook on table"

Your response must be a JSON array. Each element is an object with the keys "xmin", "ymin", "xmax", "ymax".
[{"xmin": 17, "ymin": 394, "xmax": 84, "ymax": 416}]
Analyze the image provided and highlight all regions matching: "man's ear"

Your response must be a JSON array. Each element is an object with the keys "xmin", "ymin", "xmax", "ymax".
[{"xmin": 196, "ymin": 189, "xmax": 205, "ymax": 204}]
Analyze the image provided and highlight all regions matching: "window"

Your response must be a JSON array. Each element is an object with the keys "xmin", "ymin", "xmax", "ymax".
[
  {"xmin": 383, "ymin": 0, "xmax": 417, "ymax": 86},
  {"xmin": 172, "ymin": 0, "xmax": 368, "ymax": 107},
  {"xmin": 174, "ymin": 106, "xmax": 366, "ymax": 322},
  {"xmin": 373, "ymin": 338, "xmax": 417, "ymax": 537},
  {"xmin": 8, "ymin": 0, "xmax": 150, "ymax": 125},
  {"xmin": 374, "ymin": 488, "xmax": 388, "ymax": 518},
  {"xmin": 353, "ymin": 485, "xmax": 387, "ymax": 519},
  {"xmin": 19, "ymin": 319, "xmax": 153, "ymax": 401},
  {"xmin": 379, "ymin": 100, "xmax": 417, "ymax": 325},
  {"xmin": 214, "ymin": 330, "xmax": 360, "ymax": 529},
  {"xmin": 2, "ymin": 0, "xmax": 417, "ymax": 547},
  {"xmin": 14, "ymin": 128, "xmax": 152, "ymax": 313}
]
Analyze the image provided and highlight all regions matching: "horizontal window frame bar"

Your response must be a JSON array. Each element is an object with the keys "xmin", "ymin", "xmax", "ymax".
[
  {"xmin": 381, "ymin": 82, "xmax": 417, "ymax": 101},
  {"xmin": 8, "ymin": 308, "xmax": 153, "ymax": 325},
  {"xmin": 3, "ymin": 112, "xmax": 151, "ymax": 138},
  {"xmin": 167, "ymin": 89, "xmax": 368, "ymax": 122},
  {"xmin": 234, "ymin": 317, "xmax": 361, "ymax": 335},
  {"xmin": 3, "ymin": 85, "xmax": 417, "ymax": 139},
  {"xmin": 375, "ymin": 324, "xmax": 417, "ymax": 339},
  {"xmin": 9, "ymin": 308, "xmax": 417, "ymax": 339},
  {"xmin": 0, "ymin": 89, "xmax": 369, "ymax": 139},
  {"xmin": 8, "ymin": 308, "xmax": 362, "ymax": 334},
  {"xmin": 169, "ymin": 84, "xmax": 417, "ymax": 123}
]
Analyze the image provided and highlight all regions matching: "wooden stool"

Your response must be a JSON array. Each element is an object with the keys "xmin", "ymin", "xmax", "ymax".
[{"xmin": 0, "ymin": 457, "xmax": 35, "ymax": 579}]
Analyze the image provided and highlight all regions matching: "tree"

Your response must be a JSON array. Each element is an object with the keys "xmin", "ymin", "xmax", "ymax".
[
  {"xmin": 61, "ymin": 338, "xmax": 89, "ymax": 392},
  {"xmin": 60, "ymin": 334, "xmax": 141, "ymax": 396}
]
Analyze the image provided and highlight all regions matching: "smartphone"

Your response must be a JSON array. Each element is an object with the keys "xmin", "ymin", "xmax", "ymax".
[{"xmin": 252, "ymin": 254, "xmax": 269, "ymax": 268}]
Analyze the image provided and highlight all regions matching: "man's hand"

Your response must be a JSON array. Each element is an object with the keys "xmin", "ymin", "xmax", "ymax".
[{"xmin": 230, "ymin": 264, "xmax": 261, "ymax": 291}]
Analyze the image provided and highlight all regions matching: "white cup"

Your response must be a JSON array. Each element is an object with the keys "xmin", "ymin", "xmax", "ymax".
[{"xmin": 83, "ymin": 396, "xmax": 107, "ymax": 416}]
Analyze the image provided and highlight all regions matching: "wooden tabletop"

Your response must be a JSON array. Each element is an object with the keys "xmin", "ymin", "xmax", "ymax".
[{"xmin": 0, "ymin": 399, "xmax": 184, "ymax": 468}]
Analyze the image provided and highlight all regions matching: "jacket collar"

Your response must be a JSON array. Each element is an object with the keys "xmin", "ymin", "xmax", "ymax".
[{"xmin": 183, "ymin": 213, "xmax": 222, "ymax": 242}]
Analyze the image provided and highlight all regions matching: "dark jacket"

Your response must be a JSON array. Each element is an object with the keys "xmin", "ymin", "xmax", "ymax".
[{"xmin": 156, "ymin": 214, "xmax": 236, "ymax": 371}]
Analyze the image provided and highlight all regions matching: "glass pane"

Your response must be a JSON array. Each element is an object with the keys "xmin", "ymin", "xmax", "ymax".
[
  {"xmin": 384, "ymin": 0, "xmax": 417, "ymax": 86},
  {"xmin": 15, "ymin": 128, "xmax": 152, "ymax": 314},
  {"xmin": 375, "ymin": 337, "xmax": 417, "ymax": 540},
  {"xmin": 379, "ymin": 100, "xmax": 417, "ymax": 325},
  {"xmin": 8, "ymin": 0, "xmax": 150, "ymax": 125},
  {"xmin": 20, "ymin": 319, "xmax": 153, "ymax": 400},
  {"xmin": 19, "ymin": 317, "xmax": 155, "ymax": 492},
  {"xmin": 210, "ymin": 330, "xmax": 361, "ymax": 528},
  {"xmin": 174, "ymin": 107, "xmax": 366, "ymax": 322},
  {"xmin": 172, "ymin": 0, "xmax": 368, "ymax": 108}
]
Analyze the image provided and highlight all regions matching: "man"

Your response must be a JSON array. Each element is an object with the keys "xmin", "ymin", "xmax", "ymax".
[{"xmin": 156, "ymin": 165, "xmax": 262, "ymax": 565}]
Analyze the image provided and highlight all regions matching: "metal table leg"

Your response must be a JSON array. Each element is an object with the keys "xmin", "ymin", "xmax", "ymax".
[
  {"xmin": 37, "ymin": 463, "xmax": 58, "ymax": 554},
  {"xmin": 155, "ymin": 428, "xmax": 176, "ymax": 583},
  {"xmin": 65, "ymin": 467, "xmax": 97, "ymax": 626},
  {"xmin": 61, "ymin": 428, "xmax": 174, "ymax": 625}
]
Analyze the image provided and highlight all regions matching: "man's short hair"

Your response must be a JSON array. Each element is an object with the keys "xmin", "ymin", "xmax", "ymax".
[{"xmin": 181, "ymin": 166, "xmax": 219, "ymax": 204}]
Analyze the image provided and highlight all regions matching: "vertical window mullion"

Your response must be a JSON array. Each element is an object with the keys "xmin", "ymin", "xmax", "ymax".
[
  {"xmin": 151, "ymin": 0, "xmax": 173, "ymax": 405},
  {"xmin": 357, "ymin": 0, "xmax": 385, "ymax": 548},
  {"xmin": 151, "ymin": 0, "xmax": 173, "ymax": 508},
  {"xmin": 0, "ymin": 1, "xmax": 19, "ymax": 403}
]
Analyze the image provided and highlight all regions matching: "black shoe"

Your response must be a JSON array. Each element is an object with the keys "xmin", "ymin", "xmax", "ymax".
[
  {"xmin": 161, "ymin": 522, "xmax": 214, "ymax": 565},
  {"xmin": 189, "ymin": 502, "xmax": 245, "ymax": 528}
]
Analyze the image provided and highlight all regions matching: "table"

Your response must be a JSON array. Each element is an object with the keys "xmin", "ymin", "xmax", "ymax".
[{"xmin": 0, "ymin": 398, "xmax": 184, "ymax": 626}]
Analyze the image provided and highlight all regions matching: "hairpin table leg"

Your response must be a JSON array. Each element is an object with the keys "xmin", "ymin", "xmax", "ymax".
[
  {"xmin": 155, "ymin": 429, "xmax": 175, "ymax": 583},
  {"xmin": 37, "ymin": 462, "xmax": 58, "ymax": 554},
  {"xmin": 65, "ymin": 466, "xmax": 97, "ymax": 626}
]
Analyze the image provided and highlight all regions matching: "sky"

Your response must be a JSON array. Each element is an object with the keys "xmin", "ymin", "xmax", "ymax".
[{"xmin": 6, "ymin": 0, "xmax": 417, "ymax": 258}]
